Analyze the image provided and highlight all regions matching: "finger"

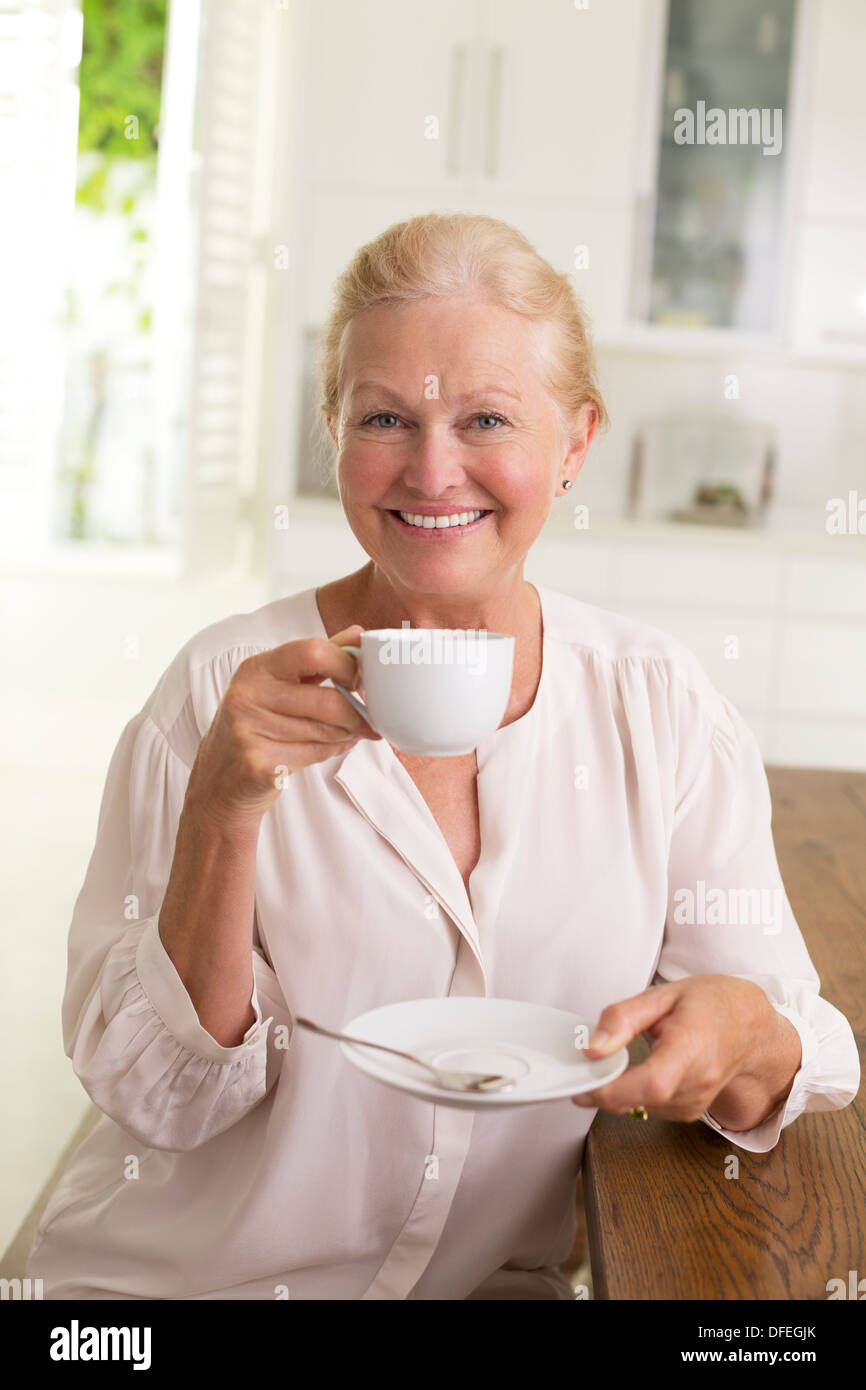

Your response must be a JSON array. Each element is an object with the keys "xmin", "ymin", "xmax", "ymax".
[
  {"xmin": 574, "ymin": 1027, "xmax": 691, "ymax": 1114},
  {"xmin": 325, "ymin": 626, "xmax": 378, "ymax": 714},
  {"xmin": 264, "ymin": 633, "xmax": 365, "ymax": 693},
  {"xmin": 253, "ymin": 708, "xmax": 377, "ymax": 749},
  {"xmin": 328, "ymin": 627, "xmax": 367, "ymax": 689},
  {"xmin": 329, "ymin": 625, "xmax": 366, "ymax": 646},
  {"xmin": 583, "ymin": 981, "xmax": 681, "ymax": 1057},
  {"xmin": 259, "ymin": 679, "xmax": 374, "ymax": 736}
]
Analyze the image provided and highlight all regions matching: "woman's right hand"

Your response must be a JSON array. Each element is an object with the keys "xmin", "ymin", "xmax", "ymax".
[{"xmin": 185, "ymin": 626, "xmax": 380, "ymax": 834}]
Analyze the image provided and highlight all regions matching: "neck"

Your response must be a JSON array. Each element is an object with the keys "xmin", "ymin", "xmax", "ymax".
[
  {"xmin": 315, "ymin": 563, "xmax": 544, "ymax": 722},
  {"xmin": 350, "ymin": 562, "xmax": 539, "ymax": 636}
]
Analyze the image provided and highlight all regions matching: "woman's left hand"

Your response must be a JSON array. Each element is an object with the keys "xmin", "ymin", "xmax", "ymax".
[{"xmin": 572, "ymin": 973, "xmax": 802, "ymax": 1127}]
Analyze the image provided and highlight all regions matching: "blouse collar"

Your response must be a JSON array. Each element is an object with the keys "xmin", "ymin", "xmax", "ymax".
[{"xmin": 304, "ymin": 582, "xmax": 549, "ymax": 978}]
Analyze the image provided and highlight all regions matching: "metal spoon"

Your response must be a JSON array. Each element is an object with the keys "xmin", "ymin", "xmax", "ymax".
[{"xmin": 294, "ymin": 1016, "xmax": 515, "ymax": 1094}]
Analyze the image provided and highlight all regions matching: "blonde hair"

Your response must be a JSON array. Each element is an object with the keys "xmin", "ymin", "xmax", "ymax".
[{"xmin": 312, "ymin": 211, "xmax": 609, "ymax": 480}]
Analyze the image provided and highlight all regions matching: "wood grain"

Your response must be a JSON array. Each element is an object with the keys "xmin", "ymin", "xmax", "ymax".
[{"xmin": 582, "ymin": 767, "xmax": 866, "ymax": 1300}]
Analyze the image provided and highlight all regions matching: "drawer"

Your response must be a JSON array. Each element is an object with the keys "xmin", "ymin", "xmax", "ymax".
[
  {"xmin": 783, "ymin": 555, "xmax": 866, "ymax": 616},
  {"xmin": 778, "ymin": 620, "xmax": 866, "ymax": 716},
  {"xmin": 770, "ymin": 717, "xmax": 866, "ymax": 772},
  {"xmin": 618, "ymin": 546, "xmax": 780, "ymax": 609},
  {"xmin": 527, "ymin": 537, "xmax": 612, "ymax": 600}
]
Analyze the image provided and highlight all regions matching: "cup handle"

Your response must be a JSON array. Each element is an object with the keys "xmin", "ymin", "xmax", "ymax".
[{"xmin": 332, "ymin": 646, "xmax": 380, "ymax": 734}]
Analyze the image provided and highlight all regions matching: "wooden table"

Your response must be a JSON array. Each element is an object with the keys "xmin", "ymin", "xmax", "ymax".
[{"xmin": 582, "ymin": 767, "xmax": 866, "ymax": 1300}]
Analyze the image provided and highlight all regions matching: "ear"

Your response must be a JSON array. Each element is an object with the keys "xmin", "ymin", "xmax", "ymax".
[
  {"xmin": 326, "ymin": 414, "xmax": 339, "ymax": 447},
  {"xmin": 557, "ymin": 402, "xmax": 599, "ymax": 494}
]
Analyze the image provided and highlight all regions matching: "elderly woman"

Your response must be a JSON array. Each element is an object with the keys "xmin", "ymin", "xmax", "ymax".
[{"xmin": 28, "ymin": 213, "xmax": 859, "ymax": 1300}]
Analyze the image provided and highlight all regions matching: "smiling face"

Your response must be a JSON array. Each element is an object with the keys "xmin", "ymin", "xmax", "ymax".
[{"xmin": 327, "ymin": 293, "xmax": 597, "ymax": 605}]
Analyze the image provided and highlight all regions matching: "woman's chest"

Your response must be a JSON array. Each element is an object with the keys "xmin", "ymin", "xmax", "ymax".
[
  {"xmin": 257, "ymin": 739, "xmax": 672, "ymax": 1017},
  {"xmin": 392, "ymin": 749, "xmax": 481, "ymax": 896}
]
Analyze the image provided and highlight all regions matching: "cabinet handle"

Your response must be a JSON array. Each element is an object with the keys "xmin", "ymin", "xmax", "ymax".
[
  {"xmin": 484, "ymin": 46, "xmax": 504, "ymax": 179},
  {"xmin": 445, "ymin": 44, "xmax": 467, "ymax": 176}
]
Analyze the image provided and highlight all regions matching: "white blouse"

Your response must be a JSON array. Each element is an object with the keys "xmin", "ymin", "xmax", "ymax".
[{"xmin": 26, "ymin": 582, "xmax": 859, "ymax": 1300}]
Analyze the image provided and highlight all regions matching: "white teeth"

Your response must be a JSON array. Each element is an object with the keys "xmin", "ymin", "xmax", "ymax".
[{"xmin": 397, "ymin": 510, "xmax": 485, "ymax": 528}]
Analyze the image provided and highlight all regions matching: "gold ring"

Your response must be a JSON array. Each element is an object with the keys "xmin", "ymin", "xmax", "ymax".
[{"xmin": 628, "ymin": 1106, "xmax": 648, "ymax": 1120}]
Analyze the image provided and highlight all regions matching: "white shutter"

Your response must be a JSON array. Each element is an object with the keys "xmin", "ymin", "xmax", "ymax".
[
  {"xmin": 160, "ymin": 0, "xmax": 279, "ymax": 580},
  {"xmin": 0, "ymin": 0, "xmax": 81, "ymax": 556}
]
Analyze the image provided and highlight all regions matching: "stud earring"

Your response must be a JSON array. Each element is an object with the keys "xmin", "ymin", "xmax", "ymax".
[{"xmin": 562, "ymin": 479, "xmax": 573, "ymax": 490}]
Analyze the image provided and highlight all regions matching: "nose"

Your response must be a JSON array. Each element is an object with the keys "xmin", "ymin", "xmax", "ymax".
[{"xmin": 399, "ymin": 423, "xmax": 470, "ymax": 498}]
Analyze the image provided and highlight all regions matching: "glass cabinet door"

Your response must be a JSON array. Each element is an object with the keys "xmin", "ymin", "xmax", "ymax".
[{"xmin": 639, "ymin": 0, "xmax": 798, "ymax": 332}]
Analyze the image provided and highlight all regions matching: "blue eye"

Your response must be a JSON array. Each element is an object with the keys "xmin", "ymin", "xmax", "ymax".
[
  {"xmin": 362, "ymin": 413, "xmax": 400, "ymax": 428},
  {"xmin": 360, "ymin": 410, "xmax": 508, "ymax": 430}
]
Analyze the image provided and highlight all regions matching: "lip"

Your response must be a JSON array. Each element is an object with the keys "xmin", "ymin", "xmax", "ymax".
[{"xmin": 386, "ymin": 509, "xmax": 493, "ymax": 536}]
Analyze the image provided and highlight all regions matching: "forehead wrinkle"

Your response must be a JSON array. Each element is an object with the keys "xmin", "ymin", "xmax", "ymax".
[{"xmin": 349, "ymin": 379, "xmax": 524, "ymax": 407}]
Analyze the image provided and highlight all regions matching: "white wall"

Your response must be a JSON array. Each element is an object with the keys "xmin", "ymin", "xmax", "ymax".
[{"xmin": 0, "ymin": 557, "xmax": 268, "ymax": 1252}]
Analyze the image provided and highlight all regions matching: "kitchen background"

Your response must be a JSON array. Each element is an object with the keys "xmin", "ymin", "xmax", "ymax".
[{"xmin": 1, "ymin": 0, "xmax": 864, "ymax": 1262}]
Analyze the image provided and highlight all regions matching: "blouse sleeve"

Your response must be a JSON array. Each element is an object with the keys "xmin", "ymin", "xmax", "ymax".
[
  {"xmin": 62, "ymin": 698, "xmax": 293, "ymax": 1153},
  {"xmin": 653, "ymin": 682, "xmax": 860, "ymax": 1153}
]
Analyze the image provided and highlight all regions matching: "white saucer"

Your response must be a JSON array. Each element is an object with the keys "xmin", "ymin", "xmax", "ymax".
[{"xmin": 338, "ymin": 997, "xmax": 629, "ymax": 1109}]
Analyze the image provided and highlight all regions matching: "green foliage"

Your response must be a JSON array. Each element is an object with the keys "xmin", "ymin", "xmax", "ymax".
[
  {"xmin": 67, "ymin": 3, "xmax": 167, "ymax": 539},
  {"xmin": 77, "ymin": 0, "xmax": 167, "ymax": 209}
]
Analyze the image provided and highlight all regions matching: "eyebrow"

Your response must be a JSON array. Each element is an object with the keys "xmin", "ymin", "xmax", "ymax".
[{"xmin": 350, "ymin": 381, "xmax": 522, "ymax": 406}]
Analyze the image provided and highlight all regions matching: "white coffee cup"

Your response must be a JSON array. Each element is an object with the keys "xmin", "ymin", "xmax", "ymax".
[{"xmin": 333, "ymin": 628, "xmax": 515, "ymax": 756}]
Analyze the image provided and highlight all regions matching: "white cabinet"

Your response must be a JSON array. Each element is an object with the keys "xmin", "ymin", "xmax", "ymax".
[
  {"xmin": 788, "ymin": 0, "xmax": 866, "ymax": 360},
  {"xmin": 459, "ymin": 197, "xmax": 633, "ymax": 343},
  {"xmin": 301, "ymin": 189, "xmax": 478, "ymax": 323},
  {"xmin": 772, "ymin": 719, "xmax": 866, "ymax": 769},
  {"xmin": 614, "ymin": 545, "xmax": 780, "ymax": 715},
  {"xmin": 294, "ymin": 0, "xmax": 648, "ymax": 337},
  {"xmin": 790, "ymin": 223, "xmax": 866, "ymax": 360},
  {"xmin": 784, "ymin": 555, "xmax": 866, "ymax": 615},
  {"xmin": 291, "ymin": 0, "xmax": 866, "ymax": 363},
  {"xmin": 302, "ymin": 0, "xmax": 646, "ymax": 202},
  {"xmin": 302, "ymin": 0, "xmax": 478, "ymax": 193},
  {"xmin": 524, "ymin": 534, "xmax": 613, "ymax": 601},
  {"xmin": 799, "ymin": 0, "xmax": 866, "ymax": 223},
  {"xmin": 778, "ymin": 620, "xmax": 866, "ymax": 719},
  {"xmin": 469, "ymin": 0, "xmax": 645, "ymax": 202},
  {"xmin": 299, "ymin": 189, "xmax": 630, "ymax": 330},
  {"xmin": 617, "ymin": 546, "xmax": 780, "ymax": 610}
]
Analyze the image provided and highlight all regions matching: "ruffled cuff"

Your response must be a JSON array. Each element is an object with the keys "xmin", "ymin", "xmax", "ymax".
[
  {"xmin": 136, "ymin": 914, "xmax": 269, "ymax": 1062},
  {"xmin": 70, "ymin": 915, "xmax": 274, "ymax": 1151}
]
